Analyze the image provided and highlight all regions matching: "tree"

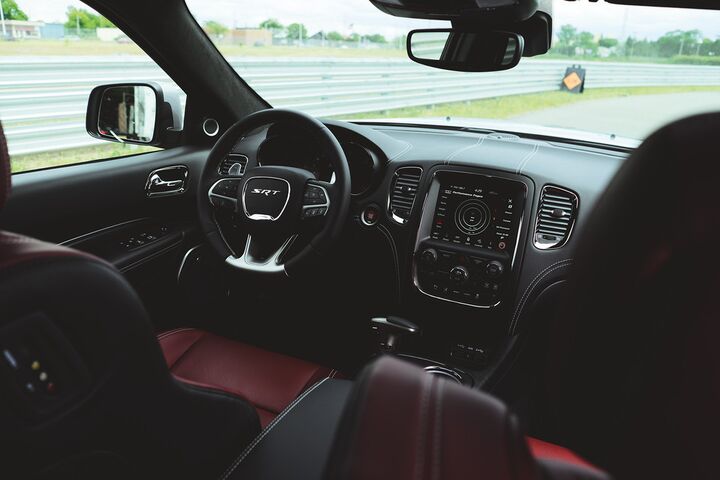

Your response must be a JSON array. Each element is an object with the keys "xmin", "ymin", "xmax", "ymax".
[
  {"xmin": 598, "ymin": 37, "xmax": 619, "ymax": 49},
  {"xmin": 2, "ymin": 0, "xmax": 28, "ymax": 21},
  {"xmin": 65, "ymin": 7, "xmax": 114, "ymax": 29},
  {"xmin": 657, "ymin": 30, "xmax": 701, "ymax": 57},
  {"xmin": 578, "ymin": 31, "xmax": 597, "ymax": 55},
  {"xmin": 556, "ymin": 25, "xmax": 578, "ymax": 56},
  {"xmin": 326, "ymin": 31, "xmax": 344, "ymax": 41},
  {"xmin": 366, "ymin": 34, "xmax": 387, "ymax": 44},
  {"xmin": 204, "ymin": 20, "xmax": 228, "ymax": 36},
  {"xmin": 259, "ymin": 18, "xmax": 283, "ymax": 30},
  {"xmin": 286, "ymin": 23, "xmax": 307, "ymax": 40}
]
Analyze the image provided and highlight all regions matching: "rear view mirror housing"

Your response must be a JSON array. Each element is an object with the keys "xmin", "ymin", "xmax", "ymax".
[
  {"xmin": 86, "ymin": 82, "xmax": 183, "ymax": 147},
  {"xmin": 407, "ymin": 29, "xmax": 524, "ymax": 72}
]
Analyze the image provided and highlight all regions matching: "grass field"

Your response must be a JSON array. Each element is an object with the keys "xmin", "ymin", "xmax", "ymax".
[
  {"xmin": 342, "ymin": 86, "xmax": 720, "ymax": 121},
  {"xmin": 10, "ymin": 85, "xmax": 720, "ymax": 173},
  {"xmin": 11, "ymin": 144, "xmax": 159, "ymax": 174}
]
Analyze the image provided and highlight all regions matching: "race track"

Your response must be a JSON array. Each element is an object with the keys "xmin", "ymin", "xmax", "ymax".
[{"xmin": 511, "ymin": 92, "xmax": 720, "ymax": 140}]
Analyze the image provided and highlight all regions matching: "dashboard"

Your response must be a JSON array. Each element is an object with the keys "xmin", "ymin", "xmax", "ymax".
[{"xmin": 223, "ymin": 117, "xmax": 628, "ymax": 368}]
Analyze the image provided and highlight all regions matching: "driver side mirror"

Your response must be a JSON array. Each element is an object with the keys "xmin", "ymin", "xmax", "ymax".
[
  {"xmin": 86, "ymin": 82, "xmax": 184, "ymax": 147},
  {"xmin": 407, "ymin": 29, "xmax": 524, "ymax": 72}
]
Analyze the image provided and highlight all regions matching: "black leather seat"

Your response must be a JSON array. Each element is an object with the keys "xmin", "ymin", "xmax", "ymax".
[{"xmin": 540, "ymin": 112, "xmax": 720, "ymax": 479}]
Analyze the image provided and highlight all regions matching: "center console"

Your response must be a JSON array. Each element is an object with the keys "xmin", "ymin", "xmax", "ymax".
[{"xmin": 413, "ymin": 169, "xmax": 528, "ymax": 308}]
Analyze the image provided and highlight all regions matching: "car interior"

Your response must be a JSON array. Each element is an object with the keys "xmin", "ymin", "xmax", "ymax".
[{"xmin": 0, "ymin": 0, "xmax": 719, "ymax": 479}]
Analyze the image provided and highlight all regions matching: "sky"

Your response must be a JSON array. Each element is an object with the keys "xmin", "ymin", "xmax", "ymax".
[{"xmin": 18, "ymin": 0, "xmax": 720, "ymax": 41}]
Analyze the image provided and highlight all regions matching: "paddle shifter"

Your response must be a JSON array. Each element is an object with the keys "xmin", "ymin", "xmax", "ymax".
[{"xmin": 370, "ymin": 316, "xmax": 420, "ymax": 353}]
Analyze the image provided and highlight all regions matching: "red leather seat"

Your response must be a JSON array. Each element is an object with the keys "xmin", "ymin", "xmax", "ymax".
[{"xmin": 158, "ymin": 328, "xmax": 338, "ymax": 427}]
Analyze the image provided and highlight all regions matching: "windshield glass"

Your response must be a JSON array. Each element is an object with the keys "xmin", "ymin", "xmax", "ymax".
[{"xmin": 184, "ymin": 0, "xmax": 720, "ymax": 143}]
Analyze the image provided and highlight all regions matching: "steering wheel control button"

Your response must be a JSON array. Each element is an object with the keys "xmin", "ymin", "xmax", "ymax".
[
  {"xmin": 303, "ymin": 185, "xmax": 327, "ymax": 205},
  {"xmin": 302, "ymin": 206, "xmax": 328, "ymax": 219},
  {"xmin": 361, "ymin": 205, "xmax": 380, "ymax": 226}
]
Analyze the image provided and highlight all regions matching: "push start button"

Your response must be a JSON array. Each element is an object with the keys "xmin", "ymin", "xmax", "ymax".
[{"xmin": 361, "ymin": 205, "xmax": 380, "ymax": 226}]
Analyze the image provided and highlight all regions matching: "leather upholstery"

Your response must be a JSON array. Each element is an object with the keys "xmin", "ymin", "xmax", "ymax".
[
  {"xmin": 543, "ymin": 113, "xmax": 720, "ymax": 479},
  {"xmin": 158, "ymin": 328, "xmax": 336, "ymax": 427},
  {"xmin": 0, "ymin": 121, "xmax": 261, "ymax": 479},
  {"xmin": 325, "ymin": 356, "xmax": 607, "ymax": 480},
  {"xmin": 0, "ymin": 121, "xmax": 10, "ymax": 210}
]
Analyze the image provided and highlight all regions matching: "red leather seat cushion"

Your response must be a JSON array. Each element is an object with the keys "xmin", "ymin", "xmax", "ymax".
[
  {"xmin": 526, "ymin": 437, "xmax": 598, "ymax": 470},
  {"xmin": 157, "ymin": 328, "xmax": 337, "ymax": 427}
]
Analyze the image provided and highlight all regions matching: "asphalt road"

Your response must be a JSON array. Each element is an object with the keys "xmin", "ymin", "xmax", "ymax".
[{"xmin": 511, "ymin": 92, "xmax": 720, "ymax": 140}]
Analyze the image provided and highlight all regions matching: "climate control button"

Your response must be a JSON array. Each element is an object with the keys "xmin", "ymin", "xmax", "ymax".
[
  {"xmin": 485, "ymin": 261, "xmax": 504, "ymax": 279},
  {"xmin": 450, "ymin": 265, "xmax": 470, "ymax": 283}
]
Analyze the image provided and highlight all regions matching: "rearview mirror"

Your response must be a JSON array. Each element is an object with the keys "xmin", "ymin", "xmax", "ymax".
[
  {"xmin": 86, "ymin": 82, "xmax": 184, "ymax": 147},
  {"xmin": 407, "ymin": 29, "xmax": 524, "ymax": 72}
]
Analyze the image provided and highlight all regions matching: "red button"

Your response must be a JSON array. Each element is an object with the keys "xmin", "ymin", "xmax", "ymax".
[{"xmin": 46, "ymin": 382, "xmax": 56, "ymax": 394}]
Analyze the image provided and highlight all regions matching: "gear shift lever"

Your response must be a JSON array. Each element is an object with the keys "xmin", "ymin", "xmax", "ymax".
[{"xmin": 370, "ymin": 316, "xmax": 420, "ymax": 353}]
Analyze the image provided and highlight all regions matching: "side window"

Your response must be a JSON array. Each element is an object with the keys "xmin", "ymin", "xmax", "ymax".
[{"xmin": 0, "ymin": 3, "xmax": 185, "ymax": 173}]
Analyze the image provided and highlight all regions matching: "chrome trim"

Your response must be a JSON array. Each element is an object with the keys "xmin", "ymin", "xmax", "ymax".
[
  {"xmin": 387, "ymin": 166, "xmax": 423, "ymax": 225},
  {"xmin": 533, "ymin": 185, "xmax": 579, "ymax": 250},
  {"xmin": 241, "ymin": 176, "xmax": 291, "ymax": 222},
  {"xmin": 225, "ymin": 234, "xmax": 296, "ymax": 275},
  {"xmin": 145, "ymin": 165, "xmax": 189, "ymax": 198},
  {"xmin": 302, "ymin": 183, "xmax": 330, "ymax": 218},
  {"xmin": 202, "ymin": 118, "xmax": 220, "ymax": 137},
  {"xmin": 177, "ymin": 244, "xmax": 203, "ymax": 284},
  {"xmin": 60, "ymin": 218, "xmax": 150, "ymax": 246},
  {"xmin": 208, "ymin": 178, "xmax": 239, "ymax": 208},
  {"xmin": 411, "ymin": 169, "xmax": 528, "ymax": 309},
  {"xmin": 423, "ymin": 366, "xmax": 463, "ymax": 384}
]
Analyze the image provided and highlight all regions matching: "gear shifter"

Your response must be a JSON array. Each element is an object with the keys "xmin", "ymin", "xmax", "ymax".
[{"xmin": 370, "ymin": 316, "xmax": 420, "ymax": 353}]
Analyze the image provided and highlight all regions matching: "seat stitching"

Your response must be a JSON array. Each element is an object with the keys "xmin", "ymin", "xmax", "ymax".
[
  {"xmin": 218, "ymin": 378, "xmax": 328, "ymax": 480},
  {"xmin": 157, "ymin": 327, "xmax": 196, "ymax": 341},
  {"xmin": 431, "ymin": 379, "xmax": 444, "ymax": 480},
  {"xmin": 414, "ymin": 375, "xmax": 432, "ymax": 480},
  {"xmin": 510, "ymin": 259, "xmax": 574, "ymax": 333}
]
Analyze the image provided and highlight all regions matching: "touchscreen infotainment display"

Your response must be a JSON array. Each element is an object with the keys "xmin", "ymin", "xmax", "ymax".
[{"xmin": 430, "ymin": 173, "xmax": 525, "ymax": 254}]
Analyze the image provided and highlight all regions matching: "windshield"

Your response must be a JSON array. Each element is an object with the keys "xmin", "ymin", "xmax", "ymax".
[{"xmin": 185, "ymin": 0, "xmax": 720, "ymax": 143}]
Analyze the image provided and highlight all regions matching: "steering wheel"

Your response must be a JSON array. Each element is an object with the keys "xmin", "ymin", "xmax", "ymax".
[{"xmin": 197, "ymin": 109, "xmax": 351, "ymax": 276}]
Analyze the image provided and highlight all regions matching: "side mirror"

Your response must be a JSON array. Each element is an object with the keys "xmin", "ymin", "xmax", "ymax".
[
  {"xmin": 86, "ymin": 82, "xmax": 183, "ymax": 147},
  {"xmin": 407, "ymin": 29, "xmax": 524, "ymax": 72}
]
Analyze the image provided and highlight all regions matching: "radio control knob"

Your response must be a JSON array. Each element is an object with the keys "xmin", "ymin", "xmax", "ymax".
[
  {"xmin": 420, "ymin": 248, "xmax": 438, "ymax": 266},
  {"xmin": 485, "ymin": 261, "xmax": 504, "ymax": 279},
  {"xmin": 450, "ymin": 266, "xmax": 470, "ymax": 283}
]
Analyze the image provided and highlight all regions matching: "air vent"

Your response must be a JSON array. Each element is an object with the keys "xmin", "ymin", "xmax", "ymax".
[
  {"xmin": 219, "ymin": 154, "xmax": 248, "ymax": 176},
  {"xmin": 534, "ymin": 185, "xmax": 578, "ymax": 249},
  {"xmin": 389, "ymin": 167, "xmax": 422, "ymax": 224}
]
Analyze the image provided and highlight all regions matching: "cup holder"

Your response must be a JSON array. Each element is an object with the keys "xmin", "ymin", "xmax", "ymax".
[
  {"xmin": 397, "ymin": 354, "xmax": 474, "ymax": 387},
  {"xmin": 423, "ymin": 365, "xmax": 464, "ymax": 384}
]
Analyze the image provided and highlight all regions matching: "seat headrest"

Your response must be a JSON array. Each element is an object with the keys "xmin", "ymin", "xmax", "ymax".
[
  {"xmin": 0, "ymin": 121, "xmax": 10, "ymax": 210},
  {"xmin": 544, "ymin": 112, "xmax": 720, "ymax": 478}
]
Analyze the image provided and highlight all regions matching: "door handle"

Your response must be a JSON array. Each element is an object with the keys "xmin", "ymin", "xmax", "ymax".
[
  {"xmin": 150, "ymin": 174, "xmax": 183, "ymax": 189},
  {"xmin": 145, "ymin": 166, "xmax": 189, "ymax": 197}
]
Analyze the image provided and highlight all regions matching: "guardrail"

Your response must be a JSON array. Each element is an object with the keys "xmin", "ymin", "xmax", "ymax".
[{"xmin": 1, "ymin": 57, "xmax": 719, "ymax": 156}]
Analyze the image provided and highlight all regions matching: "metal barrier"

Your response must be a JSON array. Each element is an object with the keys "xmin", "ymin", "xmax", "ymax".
[{"xmin": 1, "ymin": 57, "xmax": 719, "ymax": 155}]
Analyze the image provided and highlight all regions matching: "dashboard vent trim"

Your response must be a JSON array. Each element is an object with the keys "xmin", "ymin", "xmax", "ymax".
[
  {"xmin": 389, "ymin": 166, "xmax": 423, "ymax": 225},
  {"xmin": 219, "ymin": 153, "xmax": 248, "ymax": 176},
  {"xmin": 534, "ymin": 185, "xmax": 578, "ymax": 250}
]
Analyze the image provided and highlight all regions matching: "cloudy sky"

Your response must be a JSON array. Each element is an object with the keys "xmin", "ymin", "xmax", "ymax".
[{"xmin": 18, "ymin": 0, "xmax": 720, "ymax": 41}]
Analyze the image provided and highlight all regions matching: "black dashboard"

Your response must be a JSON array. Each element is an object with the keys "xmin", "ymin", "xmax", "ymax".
[{"xmin": 223, "ymin": 117, "xmax": 628, "ymax": 378}]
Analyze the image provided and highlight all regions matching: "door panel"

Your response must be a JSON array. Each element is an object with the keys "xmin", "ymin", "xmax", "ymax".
[{"xmin": 0, "ymin": 147, "xmax": 212, "ymax": 330}]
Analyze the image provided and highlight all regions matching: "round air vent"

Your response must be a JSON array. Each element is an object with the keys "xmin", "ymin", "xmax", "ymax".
[{"xmin": 202, "ymin": 118, "xmax": 220, "ymax": 137}]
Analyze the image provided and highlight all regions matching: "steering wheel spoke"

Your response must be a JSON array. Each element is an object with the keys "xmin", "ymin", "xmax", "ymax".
[
  {"xmin": 301, "ymin": 180, "xmax": 332, "ymax": 220},
  {"xmin": 226, "ymin": 234, "xmax": 298, "ymax": 274}
]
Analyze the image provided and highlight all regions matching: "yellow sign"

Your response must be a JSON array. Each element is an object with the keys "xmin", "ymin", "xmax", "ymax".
[{"xmin": 563, "ymin": 72, "xmax": 583, "ymax": 91}]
